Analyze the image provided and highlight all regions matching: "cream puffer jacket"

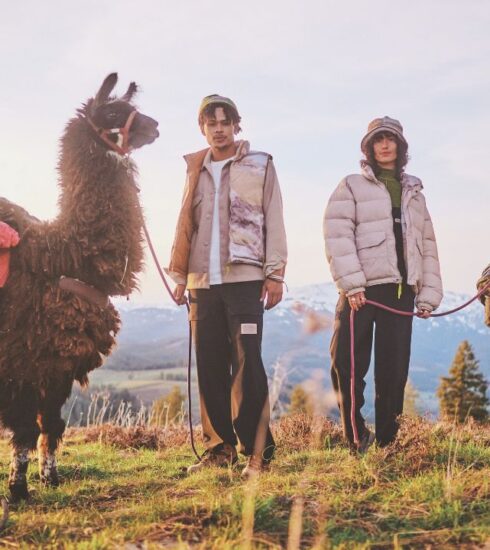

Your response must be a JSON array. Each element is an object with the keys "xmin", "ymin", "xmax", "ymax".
[{"xmin": 323, "ymin": 164, "xmax": 443, "ymax": 312}]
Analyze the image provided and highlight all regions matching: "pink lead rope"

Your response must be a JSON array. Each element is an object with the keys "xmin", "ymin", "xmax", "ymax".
[
  {"xmin": 142, "ymin": 222, "xmax": 202, "ymax": 462},
  {"xmin": 348, "ymin": 281, "xmax": 490, "ymax": 448}
]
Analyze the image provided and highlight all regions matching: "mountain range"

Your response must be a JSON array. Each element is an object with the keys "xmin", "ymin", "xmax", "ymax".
[{"xmin": 107, "ymin": 283, "xmax": 490, "ymax": 415}]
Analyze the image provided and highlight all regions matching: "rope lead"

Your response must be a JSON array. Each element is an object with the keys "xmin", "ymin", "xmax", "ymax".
[{"xmin": 142, "ymin": 222, "xmax": 201, "ymax": 462}]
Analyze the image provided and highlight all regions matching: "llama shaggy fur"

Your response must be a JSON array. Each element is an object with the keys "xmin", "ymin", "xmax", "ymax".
[
  {"xmin": 477, "ymin": 264, "xmax": 490, "ymax": 327},
  {"xmin": 0, "ymin": 73, "xmax": 158, "ymax": 501}
]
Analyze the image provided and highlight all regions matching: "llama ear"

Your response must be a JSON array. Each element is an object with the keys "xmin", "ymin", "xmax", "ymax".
[
  {"xmin": 121, "ymin": 82, "xmax": 138, "ymax": 102},
  {"xmin": 94, "ymin": 73, "xmax": 118, "ymax": 106}
]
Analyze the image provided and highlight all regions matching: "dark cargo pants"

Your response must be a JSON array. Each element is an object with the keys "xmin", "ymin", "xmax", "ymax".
[
  {"xmin": 330, "ymin": 283, "xmax": 415, "ymax": 447},
  {"xmin": 189, "ymin": 281, "xmax": 275, "ymax": 461}
]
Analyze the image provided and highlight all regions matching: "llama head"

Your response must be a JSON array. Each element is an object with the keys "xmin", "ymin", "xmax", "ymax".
[{"xmin": 83, "ymin": 73, "xmax": 159, "ymax": 155}]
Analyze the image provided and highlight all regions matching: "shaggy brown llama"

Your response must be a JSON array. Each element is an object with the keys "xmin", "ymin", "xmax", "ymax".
[
  {"xmin": 477, "ymin": 264, "xmax": 490, "ymax": 326},
  {"xmin": 0, "ymin": 73, "xmax": 159, "ymax": 502}
]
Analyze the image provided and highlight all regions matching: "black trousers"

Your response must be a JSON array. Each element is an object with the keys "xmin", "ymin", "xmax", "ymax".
[
  {"xmin": 189, "ymin": 281, "xmax": 275, "ymax": 461},
  {"xmin": 330, "ymin": 283, "xmax": 415, "ymax": 446}
]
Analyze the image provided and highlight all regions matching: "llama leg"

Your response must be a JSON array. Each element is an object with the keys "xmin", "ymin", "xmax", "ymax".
[
  {"xmin": 8, "ymin": 424, "xmax": 39, "ymax": 502},
  {"xmin": 37, "ymin": 399, "xmax": 68, "ymax": 487},
  {"xmin": 8, "ymin": 447, "xmax": 30, "ymax": 502},
  {"xmin": 2, "ymin": 387, "xmax": 40, "ymax": 502},
  {"xmin": 37, "ymin": 433, "xmax": 61, "ymax": 487}
]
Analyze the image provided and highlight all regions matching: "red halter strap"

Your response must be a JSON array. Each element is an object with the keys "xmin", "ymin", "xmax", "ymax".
[{"xmin": 86, "ymin": 110, "xmax": 137, "ymax": 156}]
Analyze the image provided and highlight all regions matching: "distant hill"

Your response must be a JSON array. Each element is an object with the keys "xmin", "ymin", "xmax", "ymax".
[{"xmin": 106, "ymin": 283, "xmax": 490, "ymax": 415}]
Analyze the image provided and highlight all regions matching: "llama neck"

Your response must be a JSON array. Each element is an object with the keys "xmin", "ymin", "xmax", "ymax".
[{"xmin": 56, "ymin": 117, "xmax": 144, "ymax": 296}]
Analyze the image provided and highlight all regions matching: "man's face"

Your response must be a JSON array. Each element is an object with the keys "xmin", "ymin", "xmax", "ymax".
[
  {"xmin": 201, "ymin": 107, "xmax": 236, "ymax": 150},
  {"xmin": 373, "ymin": 132, "xmax": 398, "ymax": 169}
]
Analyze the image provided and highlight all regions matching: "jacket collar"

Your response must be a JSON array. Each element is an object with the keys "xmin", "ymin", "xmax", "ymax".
[
  {"xmin": 360, "ymin": 161, "xmax": 423, "ymax": 190},
  {"xmin": 184, "ymin": 140, "xmax": 250, "ymax": 172}
]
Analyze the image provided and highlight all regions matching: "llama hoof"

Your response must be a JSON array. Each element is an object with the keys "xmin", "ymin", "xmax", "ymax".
[
  {"xmin": 8, "ymin": 482, "xmax": 30, "ymax": 503},
  {"xmin": 40, "ymin": 471, "xmax": 59, "ymax": 488}
]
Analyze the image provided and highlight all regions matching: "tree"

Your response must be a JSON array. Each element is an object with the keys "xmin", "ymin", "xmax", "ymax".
[
  {"xmin": 437, "ymin": 340, "xmax": 489, "ymax": 423},
  {"xmin": 403, "ymin": 379, "xmax": 420, "ymax": 417},
  {"xmin": 289, "ymin": 384, "xmax": 314, "ymax": 416},
  {"xmin": 151, "ymin": 386, "xmax": 186, "ymax": 426}
]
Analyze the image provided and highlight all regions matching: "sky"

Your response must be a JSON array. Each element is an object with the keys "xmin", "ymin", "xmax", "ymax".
[{"xmin": 1, "ymin": 0, "xmax": 489, "ymax": 305}]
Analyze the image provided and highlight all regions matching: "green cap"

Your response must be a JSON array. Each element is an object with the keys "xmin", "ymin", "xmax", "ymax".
[{"xmin": 198, "ymin": 94, "xmax": 239, "ymax": 119}]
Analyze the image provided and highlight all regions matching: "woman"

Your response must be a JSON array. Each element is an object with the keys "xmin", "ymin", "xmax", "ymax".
[{"xmin": 323, "ymin": 116, "xmax": 443, "ymax": 452}]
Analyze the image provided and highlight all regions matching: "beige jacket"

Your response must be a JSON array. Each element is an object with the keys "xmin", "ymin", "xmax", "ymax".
[
  {"xmin": 167, "ymin": 140, "xmax": 287, "ymax": 289},
  {"xmin": 323, "ymin": 164, "xmax": 443, "ymax": 311}
]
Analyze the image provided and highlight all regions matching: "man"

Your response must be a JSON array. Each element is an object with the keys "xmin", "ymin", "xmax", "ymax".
[
  {"xmin": 323, "ymin": 116, "xmax": 442, "ymax": 452},
  {"xmin": 167, "ymin": 95, "xmax": 287, "ymax": 476}
]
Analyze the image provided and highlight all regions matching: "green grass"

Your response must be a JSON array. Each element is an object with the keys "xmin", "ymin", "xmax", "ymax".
[{"xmin": 0, "ymin": 416, "xmax": 489, "ymax": 549}]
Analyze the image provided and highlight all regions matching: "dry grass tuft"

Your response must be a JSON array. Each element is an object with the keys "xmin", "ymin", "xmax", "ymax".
[
  {"xmin": 378, "ymin": 415, "xmax": 490, "ymax": 476},
  {"xmin": 380, "ymin": 415, "xmax": 438, "ymax": 473},
  {"xmin": 63, "ymin": 413, "xmax": 346, "ymax": 453},
  {"xmin": 68, "ymin": 423, "xmax": 202, "ymax": 450},
  {"xmin": 274, "ymin": 413, "xmax": 344, "ymax": 452}
]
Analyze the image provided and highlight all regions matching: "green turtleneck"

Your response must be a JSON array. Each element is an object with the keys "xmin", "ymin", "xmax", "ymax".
[{"xmin": 377, "ymin": 169, "xmax": 401, "ymax": 208}]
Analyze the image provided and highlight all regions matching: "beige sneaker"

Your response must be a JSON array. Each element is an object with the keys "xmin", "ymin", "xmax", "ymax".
[
  {"xmin": 187, "ymin": 443, "xmax": 237, "ymax": 474},
  {"xmin": 241, "ymin": 455, "xmax": 271, "ymax": 479}
]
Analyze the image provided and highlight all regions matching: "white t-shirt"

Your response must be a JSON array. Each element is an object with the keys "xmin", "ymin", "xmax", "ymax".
[{"xmin": 209, "ymin": 158, "xmax": 232, "ymax": 284}]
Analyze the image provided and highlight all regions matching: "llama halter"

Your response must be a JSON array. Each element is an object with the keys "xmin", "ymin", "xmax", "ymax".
[{"xmin": 86, "ymin": 110, "xmax": 137, "ymax": 156}]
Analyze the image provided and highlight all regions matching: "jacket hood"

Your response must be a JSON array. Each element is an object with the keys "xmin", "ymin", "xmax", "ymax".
[{"xmin": 360, "ymin": 161, "xmax": 423, "ymax": 190}]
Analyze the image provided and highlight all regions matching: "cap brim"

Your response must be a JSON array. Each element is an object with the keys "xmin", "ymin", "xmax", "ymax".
[{"xmin": 199, "ymin": 98, "xmax": 239, "ymax": 118}]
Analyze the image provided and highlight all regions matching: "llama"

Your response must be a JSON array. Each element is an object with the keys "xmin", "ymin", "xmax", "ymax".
[
  {"xmin": 0, "ymin": 73, "xmax": 159, "ymax": 501},
  {"xmin": 477, "ymin": 265, "xmax": 490, "ymax": 326}
]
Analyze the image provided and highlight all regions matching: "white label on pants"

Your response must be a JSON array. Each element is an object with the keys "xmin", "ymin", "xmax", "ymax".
[{"xmin": 241, "ymin": 323, "xmax": 257, "ymax": 334}]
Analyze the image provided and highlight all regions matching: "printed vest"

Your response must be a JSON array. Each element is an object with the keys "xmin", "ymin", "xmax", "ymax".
[{"xmin": 228, "ymin": 152, "xmax": 270, "ymax": 267}]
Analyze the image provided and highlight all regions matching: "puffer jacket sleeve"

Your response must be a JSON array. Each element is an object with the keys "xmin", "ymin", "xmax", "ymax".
[
  {"xmin": 323, "ymin": 177, "xmax": 366, "ymax": 295},
  {"xmin": 415, "ymin": 202, "xmax": 443, "ymax": 311}
]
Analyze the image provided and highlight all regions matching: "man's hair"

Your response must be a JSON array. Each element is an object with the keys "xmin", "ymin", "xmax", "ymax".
[
  {"xmin": 363, "ymin": 132, "xmax": 409, "ymax": 180},
  {"xmin": 199, "ymin": 103, "xmax": 242, "ymax": 133}
]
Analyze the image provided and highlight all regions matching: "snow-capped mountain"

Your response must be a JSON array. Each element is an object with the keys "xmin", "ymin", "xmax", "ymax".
[{"xmin": 106, "ymin": 283, "xmax": 489, "ymax": 413}]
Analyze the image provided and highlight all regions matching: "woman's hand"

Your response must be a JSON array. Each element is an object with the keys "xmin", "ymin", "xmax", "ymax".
[
  {"xmin": 348, "ymin": 291, "xmax": 366, "ymax": 311},
  {"xmin": 417, "ymin": 308, "xmax": 431, "ymax": 319}
]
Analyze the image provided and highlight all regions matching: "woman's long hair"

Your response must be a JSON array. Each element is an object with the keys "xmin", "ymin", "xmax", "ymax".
[{"xmin": 363, "ymin": 132, "xmax": 409, "ymax": 180}]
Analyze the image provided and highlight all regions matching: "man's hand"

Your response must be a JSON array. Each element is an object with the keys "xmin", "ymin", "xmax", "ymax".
[
  {"xmin": 261, "ymin": 279, "xmax": 283, "ymax": 310},
  {"xmin": 417, "ymin": 308, "xmax": 431, "ymax": 319},
  {"xmin": 173, "ymin": 284, "xmax": 188, "ymax": 306},
  {"xmin": 348, "ymin": 291, "xmax": 366, "ymax": 311}
]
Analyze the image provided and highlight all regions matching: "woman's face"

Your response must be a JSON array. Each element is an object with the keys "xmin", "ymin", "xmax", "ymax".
[{"xmin": 373, "ymin": 132, "xmax": 397, "ymax": 170}]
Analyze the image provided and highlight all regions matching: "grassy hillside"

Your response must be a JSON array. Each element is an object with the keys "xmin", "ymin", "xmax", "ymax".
[{"xmin": 0, "ymin": 415, "xmax": 489, "ymax": 549}]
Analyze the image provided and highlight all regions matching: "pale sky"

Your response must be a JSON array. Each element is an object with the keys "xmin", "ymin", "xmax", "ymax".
[{"xmin": 1, "ymin": 1, "xmax": 489, "ymax": 305}]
